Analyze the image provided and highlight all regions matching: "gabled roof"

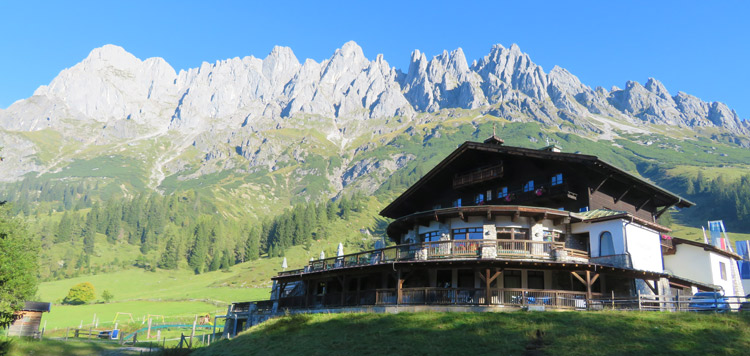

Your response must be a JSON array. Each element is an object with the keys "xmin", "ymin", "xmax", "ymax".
[
  {"xmin": 21, "ymin": 301, "xmax": 51, "ymax": 312},
  {"xmin": 672, "ymin": 237, "xmax": 742, "ymax": 260},
  {"xmin": 380, "ymin": 140, "xmax": 694, "ymax": 219},
  {"xmin": 573, "ymin": 209, "xmax": 672, "ymax": 233}
]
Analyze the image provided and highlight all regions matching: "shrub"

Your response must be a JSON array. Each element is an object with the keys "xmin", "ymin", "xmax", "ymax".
[{"xmin": 62, "ymin": 282, "xmax": 96, "ymax": 305}]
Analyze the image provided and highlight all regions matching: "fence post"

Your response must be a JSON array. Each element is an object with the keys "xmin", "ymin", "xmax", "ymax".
[
  {"xmin": 65, "ymin": 327, "xmax": 69, "ymax": 341},
  {"xmin": 611, "ymin": 291, "xmax": 615, "ymax": 310},
  {"xmin": 637, "ymin": 291, "xmax": 642, "ymax": 311},
  {"xmin": 88, "ymin": 327, "xmax": 92, "ymax": 341}
]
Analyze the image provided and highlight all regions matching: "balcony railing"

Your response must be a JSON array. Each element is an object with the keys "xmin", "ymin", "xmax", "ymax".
[
  {"xmin": 276, "ymin": 287, "xmax": 600, "ymax": 310},
  {"xmin": 278, "ymin": 239, "xmax": 588, "ymax": 277},
  {"xmin": 453, "ymin": 163, "xmax": 504, "ymax": 189}
]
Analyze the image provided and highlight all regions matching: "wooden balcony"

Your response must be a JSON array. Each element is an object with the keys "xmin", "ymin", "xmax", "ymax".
[
  {"xmin": 278, "ymin": 239, "xmax": 588, "ymax": 277},
  {"xmin": 453, "ymin": 163, "xmax": 504, "ymax": 189}
]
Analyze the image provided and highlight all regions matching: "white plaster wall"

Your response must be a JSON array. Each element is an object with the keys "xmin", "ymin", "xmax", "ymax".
[
  {"xmin": 708, "ymin": 252, "xmax": 735, "ymax": 294},
  {"xmin": 624, "ymin": 222, "xmax": 663, "ymax": 273},
  {"xmin": 664, "ymin": 244, "xmax": 714, "ymax": 287},
  {"xmin": 571, "ymin": 220, "xmax": 625, "ymax": 257}
]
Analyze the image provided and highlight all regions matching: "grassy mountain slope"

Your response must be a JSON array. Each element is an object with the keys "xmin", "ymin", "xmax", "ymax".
[{"xmin": 5, "ymin": 115, "xmax": 750, "ymax": 296}]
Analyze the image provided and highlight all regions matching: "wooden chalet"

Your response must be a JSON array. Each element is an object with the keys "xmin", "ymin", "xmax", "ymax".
[{"xmin": 223, "ymin": 136, "xmax": 727, "ymax": 336}]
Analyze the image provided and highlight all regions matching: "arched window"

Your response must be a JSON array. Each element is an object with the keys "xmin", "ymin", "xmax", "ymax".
[{"xmin": 599, "ymin": 231, "xmax": 615, "ymax": 256}]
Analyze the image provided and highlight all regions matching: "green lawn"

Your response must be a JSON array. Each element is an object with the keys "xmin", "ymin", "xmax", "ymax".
[
  {"xmin": 192, "ymin": 311, "xmax": 750, "ymax": 356},
  {"xmin": 3, "ymin": 337, "xmax": 128, "ymax": 356},
  {"xmin": 37, "ymin": 268, "xmax": 269, "ymax": 305},
  {"xmin": 42, "ymin": 300, "xmax": 224, "ymax": 330}
]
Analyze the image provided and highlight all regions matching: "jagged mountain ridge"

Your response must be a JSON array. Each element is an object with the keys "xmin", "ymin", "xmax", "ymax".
[
  {"xmin": 0, "ymin": 41, "xmax": 748, "ymax": 198},
  {"xmin": 2, "ymin": 41, "xmax": 747, "ymax": 135}
]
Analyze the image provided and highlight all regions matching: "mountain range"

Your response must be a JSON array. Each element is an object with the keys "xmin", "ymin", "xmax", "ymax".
[{"xmin": 1, "ymin": 41, "xmax": 748, "ymax": 212}]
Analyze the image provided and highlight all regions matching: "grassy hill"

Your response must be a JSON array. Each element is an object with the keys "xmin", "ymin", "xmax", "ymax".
[{"xmin": 191, "ymin": 311, "xmax": 750, "ymax": 356}]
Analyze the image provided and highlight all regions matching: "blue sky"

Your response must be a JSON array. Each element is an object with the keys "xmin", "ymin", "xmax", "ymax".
[{"xmin": 1, "ymin": 1, "xmax": 748, "ymax": 119}]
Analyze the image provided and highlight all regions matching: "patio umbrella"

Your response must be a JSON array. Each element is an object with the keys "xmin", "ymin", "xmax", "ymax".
[
  {"xmin": 320, "ymin": 251, "xmax": 325, "ymax": 260},
  {"xmin": 337, "ymin": 242, "xmax": 344, "ymax": 257},
  {"xmin": 281, "ymin": 257, "xmax": 288, "ymax": 270}
]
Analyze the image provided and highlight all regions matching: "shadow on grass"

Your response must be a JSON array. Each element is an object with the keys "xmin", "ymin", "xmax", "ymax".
[{"xmin": 190, "ymin": 311, "xmax": 750, "ymax": 356}]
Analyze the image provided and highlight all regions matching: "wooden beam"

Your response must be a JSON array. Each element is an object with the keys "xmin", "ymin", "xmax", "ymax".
[
  {"xmin": 585, "ymin": 271, "xmax": 592, "ymax": 300},
  {"xmin": 340, "ymin": 276, "xmax": 347, "ymax": 305},
  {"xmin": 591, "ymin": 174, "xmax": 611, "ymax": 194},
  {"xmin": 636, "ymin": 198, "xmax": 651, "ymax": 212},
  {"xmin": 485, "ymin": 269, "xmax": 491, "ymax": 305},
  {"xmin": 459, "ymin": 211, "xmax": 467, "ymax": 222},
  {"xmin": 654, "ymin": 205, "xmax": 672, "ymax": 219},
  {"xmin": 488, "ymin": 270, "xmax": 502, "ymax": 284},
  {"xmin": 553, "ymin": 217, "xmax": 571, "ymax": 226},
  {"xmin": 644, "ymin": 279, "xmax": 658, "ymax": 294},
  {"xmin": 534, "ymin": 212, "xmax": 548, "ymax": 223},
  {"xmin": 511, "ymin": 211, "xmax": 521, "ymax": 222},
  {"xmin": 396, "ymin": 270, "xmax": 403, "ymax": 305},
  {"xmin": 571, "ymin": 271, "xmax": 586, "ymax": 285},
  {"xmin": 590, "ymin": 273, "xmax": 600, "ymax": 286},
  {"xmin": 487, "ymin": 209, "xmax": 492, "ymax": 220},
  {"xmin": 614, "ymin": 186, "xmax": 632, "ymax": 203}
]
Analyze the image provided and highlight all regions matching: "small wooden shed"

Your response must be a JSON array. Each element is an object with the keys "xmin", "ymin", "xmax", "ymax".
[{"xmin": 7, "ymin": 302, "xmax": 51, "ymax": 337}]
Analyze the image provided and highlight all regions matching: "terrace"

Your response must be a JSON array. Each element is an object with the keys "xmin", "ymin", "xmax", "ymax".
[{"xmin": 276, "ymin": 239, "xmax": 589, "ymax": 278}]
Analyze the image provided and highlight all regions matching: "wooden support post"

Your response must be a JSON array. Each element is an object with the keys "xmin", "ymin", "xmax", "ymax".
[
  {"xmin": 340, "ymin": 275, "xmax": 347, "ymax": 306},
  {"xmin": 356, "ymin": 277, "xmax": 362, "ymax": 305},
  {"xmin": 396, "ymin": 269, "xmax": 403, "ymax": 305},
  {"xmin": 485, "ymin": 268, "xmax": 491, "ymax": 305},
  {"xmin": 585, "ymin": 271, "xmax": 592, "ymax": 301}
]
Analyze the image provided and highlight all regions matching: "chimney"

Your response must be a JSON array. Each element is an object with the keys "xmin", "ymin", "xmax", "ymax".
[{"xmin": 540, "ymin": 144, "xmax": 562, "ymax": 153}]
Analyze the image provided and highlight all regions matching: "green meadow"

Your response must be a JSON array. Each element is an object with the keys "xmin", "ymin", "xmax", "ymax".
[{"xmin": 193, "ymin": 311, "xmax": 750, "ymax": 356}]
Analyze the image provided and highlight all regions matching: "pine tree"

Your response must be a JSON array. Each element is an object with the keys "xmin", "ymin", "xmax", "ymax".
[
  {"xmin": 56, "ymin": 211, "xmax": 73, "ymax": 243},
  {"xmin": 245, "ymin": 227, "xmax": 260, "ymax": 261},
  {"xmin": 83, "ymin": 209, "xmax": 96, "ymax": 255},
  {"xmin": 188, "ymin": 219, "xmax": 210, "ymax": 274},
  {"xmin": 209, "ymin": 251, "xmax": 221, "ymax": 271},
  {"xmin": 158, "ymin": 236, "xmax": 179, "ymax": 270}
]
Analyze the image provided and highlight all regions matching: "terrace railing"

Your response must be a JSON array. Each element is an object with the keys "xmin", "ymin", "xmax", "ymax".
[
  {"xmin": 275, "ymin": 287, "xmax": 598, "ymax": 310},
  {"xmin": 288, "ymin": 239, "xmax": 585, "ymax": 276}
]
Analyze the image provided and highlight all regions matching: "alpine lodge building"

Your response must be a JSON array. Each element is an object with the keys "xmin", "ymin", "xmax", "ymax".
[{"xmin": 221, "ymin": 135, "xmax": 745, "ymax": 335}]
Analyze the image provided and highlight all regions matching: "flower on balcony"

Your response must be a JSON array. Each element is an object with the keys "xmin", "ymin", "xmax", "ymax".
[{"xmin": 660, "ymin": 234, "xmax": 672, "ymax": 240}]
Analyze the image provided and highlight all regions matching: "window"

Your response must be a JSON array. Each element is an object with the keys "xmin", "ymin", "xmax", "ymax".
[
  {"xmin": 421, "ymin": 231, "xmax": 441, "ymax": 242},
  {"xmin": 504, "ymin": 270, "xmax": 522, "ymax": 288},
  {"xmin": 474, "ymin": 193, "xmax": 485, "ymax": 205},
  {"xmin": 523, "ymin": 180, "xmax": 534, "ymax": 192},
  {"xmin": 497, "ymin": 228, "xmax": 529, "ymax": 240},
  {"xmin": 453, "ymin": 228, "xmax": 483, "ymax": 240},
  {"xmin": 599, "ymin": 231, "xmax": 615, "ymax": 256},
  {"xmin": 579, "ymin": 206, "xmax": 589, "ymax": 212},
  {"xmin": 528, "ymin": 271, "xmax": 545, "ymax": 289},
  {"xmin": 452, "ymin": 198, "xmax": 462, "ymax": 207},
  {"xmin": 498, "ymin": 186, "xmax": 508, "ymax": 198},
  {"xmin": 542, "ymin": 230, "xmax": 561, "ymax": 242},
  {"xmin": 720, "ymin": 262, "xmax": 727, "ymax": 281},
  {"xmin": 487, "ymin": 189, "xmax": 493, "ymax": 201},
  {"xmin": 551, "ymin": 173, "xmax": 563, "ymax": 186}
]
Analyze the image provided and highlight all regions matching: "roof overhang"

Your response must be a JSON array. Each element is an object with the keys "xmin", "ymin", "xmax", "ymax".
[
  {"xmin": 380, "ymin": 141, "xmax": 693, "ymax": 219},
  {"xmin": 671, "ymin": 237, "xmax": 742, "ymax": 260}
]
